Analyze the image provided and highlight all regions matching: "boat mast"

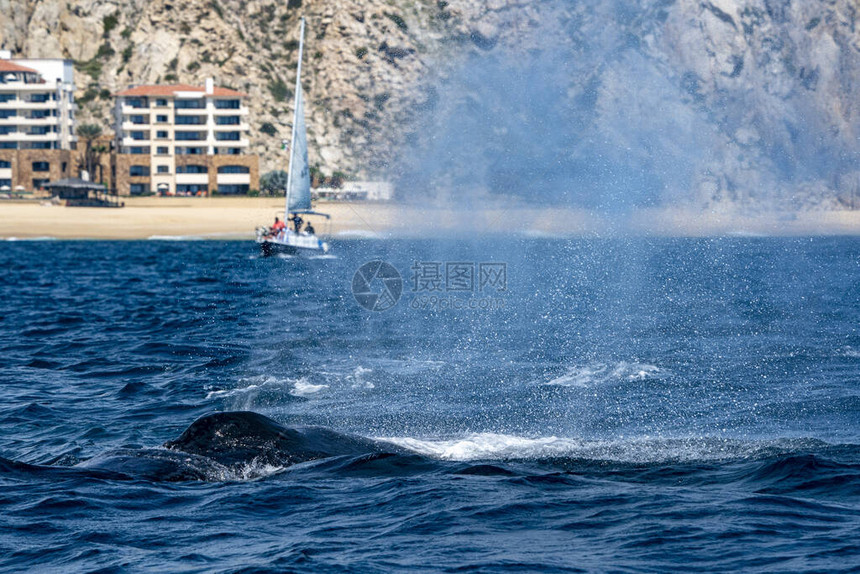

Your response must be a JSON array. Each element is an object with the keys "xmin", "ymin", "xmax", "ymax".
[{"xmin": 284, "ymin": 16, "xmax": 305, "ymax": 217}]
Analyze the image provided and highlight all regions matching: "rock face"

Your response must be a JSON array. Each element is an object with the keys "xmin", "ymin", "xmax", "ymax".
[{"xmin": 1, "ymin": 0, "xmax": 858, "ymax": 207}]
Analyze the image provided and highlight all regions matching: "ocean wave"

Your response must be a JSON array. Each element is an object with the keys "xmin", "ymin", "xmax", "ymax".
[
  {"xmin": 378, "ymin": 434, "xmax": 833, "ymax": 464},
  {"xmin": 147, "ymin": 233, "xmax": 248, "ymax": 241},
  {"xmin": 2, "ymin": 236, "xmax": 59, "ymax": 241},
  {"xmin": 347, "ymin": 366, "xmax": 374, "ymax": 389},
  {"xmin": 543, "ymin": 361, "xmax": 665, "ymax": 387},
  {"xmin": 335, "ymin": 229, "xmax": 387, "ymax": 239},
  {"xmin": 290, "ymin": 378, "xmax": 329, "ymax": 396}
]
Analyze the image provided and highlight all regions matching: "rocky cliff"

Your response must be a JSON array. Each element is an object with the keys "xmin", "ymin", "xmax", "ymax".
[{"xmin": 1, "ymin": 0, "xmax": 858, "ymax": 207}]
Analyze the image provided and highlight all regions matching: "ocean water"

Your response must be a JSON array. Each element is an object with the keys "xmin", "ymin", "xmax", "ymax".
[{"xmin": 0, "ymin": 237, "xmax": 858, "ymax": 572}]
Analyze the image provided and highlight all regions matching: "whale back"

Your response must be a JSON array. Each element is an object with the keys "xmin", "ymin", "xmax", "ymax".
[{"xmin": 163, "ymin": 411, "xmax": 385, "ymax": 468}]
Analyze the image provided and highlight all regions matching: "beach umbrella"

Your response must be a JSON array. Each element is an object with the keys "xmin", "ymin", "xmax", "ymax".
[
  {"xmin": 0, "ymin": 185, "xmax": 9, "ymax": 191},
  {"xmin": 14, "ymin": 185, "xmax": 25, "ymax": 191}
]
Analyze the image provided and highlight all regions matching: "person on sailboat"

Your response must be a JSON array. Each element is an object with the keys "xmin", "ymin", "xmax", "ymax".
[
  {"xmin": 270, "ymin": 217, "xmax": 286, "ymax": 236},
  {"xmin": 289, "ymin": 213, "xmax": 304, "ymax": 233},
  {"xmin": 304, "ymin": 221, "xmax": 315, "ymax": 235}
]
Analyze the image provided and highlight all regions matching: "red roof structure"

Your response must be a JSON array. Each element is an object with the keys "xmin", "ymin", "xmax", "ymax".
[
  {"xmin": 114, "ymin": 84, "xmax": 246, "ymax": 97},
  {"xmin": 0, "ymin": 60, "xmax": 40, "ymax": 74}
]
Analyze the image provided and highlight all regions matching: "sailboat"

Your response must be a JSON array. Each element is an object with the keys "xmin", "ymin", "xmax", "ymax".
[{"xmin": 256, "ymin": 17, "xmax": 330, "ymax": 256}]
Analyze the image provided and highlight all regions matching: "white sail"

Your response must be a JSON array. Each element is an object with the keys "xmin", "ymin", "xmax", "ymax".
[
  {"xmin": 287, "ymin": 87, "xmax": 311, "ymax": 212},
  {"xmin": 285, "ymin": 17, "xmax": 311, "ymax": 213}
]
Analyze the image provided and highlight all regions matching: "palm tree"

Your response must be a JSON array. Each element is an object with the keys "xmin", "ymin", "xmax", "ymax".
[{"xmin": 76, "ymin": 123, "xmax": 103, "ymax": 182}]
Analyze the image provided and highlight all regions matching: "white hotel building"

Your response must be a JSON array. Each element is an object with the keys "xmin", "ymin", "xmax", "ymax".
[
  {"xmin": 113, "ymin": 78, "xmax": 258, "ymax": 196},
  {"xmin": 0, "ymin": 51, "xmax": 76, "ymax": 192}
]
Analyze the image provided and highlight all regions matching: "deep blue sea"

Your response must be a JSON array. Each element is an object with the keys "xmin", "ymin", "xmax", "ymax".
[{"xmin": 0, "ymin": 237, "xmax": 858, "ymax": 573}]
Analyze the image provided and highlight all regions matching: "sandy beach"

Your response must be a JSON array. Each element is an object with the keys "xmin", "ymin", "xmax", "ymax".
[{"xmin": 1, "ymin": 197, "xmax": 860, "ymax": 239}]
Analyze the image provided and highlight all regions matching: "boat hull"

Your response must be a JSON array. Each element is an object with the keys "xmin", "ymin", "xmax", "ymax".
[{"xmin": 256, "ymin": 232, "xmax": 329, "ymax": 257}]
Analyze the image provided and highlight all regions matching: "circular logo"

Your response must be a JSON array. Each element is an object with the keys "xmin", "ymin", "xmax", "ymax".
[{"xmin": 352, "ymin": 260, "xmax": 403, "ymax": 312}]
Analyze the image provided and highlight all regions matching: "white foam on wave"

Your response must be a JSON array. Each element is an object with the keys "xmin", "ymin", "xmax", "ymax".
[
  {"xmin": 148, "ymin": 234, "xmax": 205, "ymax": 241},
  {"xmin": 347, "ymin": 365, "xmax": 374, "ymax": 389},
  {"xmin": 3, "ymin": 236, "xmax": 59, "ymax": 241},
  {"xmin": 371, "ymin": 358, "xmax": 448, "ymax": 376},
  {"xmin": 206, "ymin": 374, "xmax": 287, "ymax": 399},
  {"xmin": 148, "ymin": 232, "xmax": 248, "ymax": 241},
  {"xmin": 544, "ymin": 361, "xmax": 665, "ymax": 387},
  {"xmin": 290, "ymin": 377, "xmax": 329, "ymax": 397},
  {"xmin": 227, "ymin": 459, "xmax": 286, "ymax": 481},
  {"xmin": 840, "ymin": 346, "xmax": 860, "ymax": 358},
  {"xmin": 336, "ymin": 229, "xmax": 387, "ymax": 239},
  {"xmin": 380, "ymin": 433, "xmax": 824, "ymax": 464}
]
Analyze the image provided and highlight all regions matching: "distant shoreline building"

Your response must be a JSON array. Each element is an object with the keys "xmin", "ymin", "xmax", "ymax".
[
  {"xmin": 112, "ymin": 78, "xmax": 258, "ymax": 196},
  {"xmin": 0, "ymin": 50, "xmax": 76, "ymax": 193}
]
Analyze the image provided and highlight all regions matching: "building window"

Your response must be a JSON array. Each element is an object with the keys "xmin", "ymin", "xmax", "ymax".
[
  {"xmin": 175, "ymin": 131, "xmax": 205, "ymax": 141},
  {"xmin": 29, "ymin": 94, "xmax": 49, "ymax": 103},
  {"xmin": 130, "ymin": 115, "xmax": 147, "ymax": 124},
  {"xmin": 216, "ymin": 116, "xmax": 240, "ymax": 125},
  {"xmin": 0, "ymin": 160, "xmax": 10, "ymax": 168},
  {"xmin": 156, "ymin": 130, "xmax": 168, "ymax": 139},
  {"xmin": 32, "ymin": 161, "xmax": 50, "ymax": 172},
  {"xmin": 0, "ymin": 94, "xmax": 15, "ymax": 103},
  {"xmin": 129, "ymin": 147, "xmax": 149, "ymax": 154},
  {"xmin": 129, "ymin": 165, "xmax": 150, "ymax": 176},
  {"xmin": 0, "ymin": 142, "xmax": 17, "ymax": 149},
  {"xmin": 215, "ymin": 131, "xmax": 240, "ymax": 141},
  {"xmin": 32, "ymin": 178, "xmax": 50, "ymax": 189},
  {"xmin": 217, "ymin": 165, "xmax": 249, "ymax": 174},
  {"xmin": 0, "ymin": 110, "xmax": 14, "ymax": 118},
  {"xmin": 175, "ymin": 99, "xmax": 205, "ymax": 109},
  {"xmin": 175, "ymin": 115, "xmax": 204, "ymax": 125},
  {"xmin": 130, "ymin": 131, "xmax": 147, "ymax": 140},
  {"xmin": 156, "ymin": 165, "xmax": 169, "ymax": 174},
  {"xmin": 215, "ymin": 99, "xmax": 240, "ymax": 109},
  {"xmin": 157, "ymin": 146, "xmax": 169, "ymax": 155},
  {"xmin": 177, "ymin": 165, "xmax": 207, "ymax": 174},
  {"xmin": 30, "ymin": 110, "xmax": 49, "ymax": 119},
  {"xmin": 0, "ymin": 127, "xmax": 14, "ymax": 135},
  {"xmin": 155, "ymin": 99, "xmax": 168, "ymax": 107},
  {"xmin": 176, "ymin": 147, "xmax": 206, "ymax": 155},
  {"xmin": 129, "ymin": 183, "xmax": 150, "ymax": 195},
  {"xmin": 0, "ymin": 179, "xmax": 11, "ymax": 188},
  {"xmin": 156, "ymin": 115, "xmax": 168, "ymax": 123},
  {"xmin": 61, "ymin": 162, "xmax": 67, "ymax": 173},
  {"xmin": 217, "ymin": 184, "xmax": 249, "ymax": 195},
  {"xmin": 127, "ymin": 97, "xmax": 149, "ymax": 108}
]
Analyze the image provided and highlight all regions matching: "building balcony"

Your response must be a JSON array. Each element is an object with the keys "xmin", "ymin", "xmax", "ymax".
[
  {"xmin": 121, "ymin": 121, "xmax": 151, "ymax": 131},
  {"xmin": 120, "ymin": 103, "xmax": 150, "ymax": 114},
  {"xmin": 213, "ymin": 123, "xmax": 249, "ymax": 131},
  {"xmin": 216, "ymin": 173, "xmax": 251, "ymax": 185},
  {"xmin": 174, "ymin": 106, "xmax": 207, "ymax": 115},
  {"xmin": 15, "ymin": 132, "xmax": 59, "ymax": 141},
  {"xmin": 10, "ymin": 99, "xmax": 55, "ymax": 109},
  {"xmin": 212, "ymin": 138, "xmax": 249, "ymax": 147},
  {"xmin": 212, "ymin": 106, "xmax": 249, "ymax": 116},
  {"xmin": 121, "ymin": 136, "xmax": 152, "ymax": 146},
  {"xmin": 176, "ymin": 173, "xmax": 209, "ymax": 185}
]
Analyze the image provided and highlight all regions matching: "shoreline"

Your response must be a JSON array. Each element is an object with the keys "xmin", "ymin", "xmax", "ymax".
[{"xmin": 2, "ymin": 197, "xmax": 860, "ymax": 239}]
